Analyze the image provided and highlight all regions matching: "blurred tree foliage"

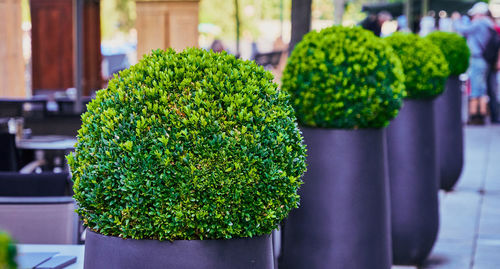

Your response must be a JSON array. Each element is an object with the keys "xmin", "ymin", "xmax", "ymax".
[
  {"xmin": 200, "ymin": 0, "xmax": 290, "ymax": 40},
  {"xmin": 343, "ymin": 0, "xmax": 368, "ymax": 25},
  {"xmin": 101, "ymin": 0, "xmax": 136, "ymax": 40},
  {"xmin": 95, "ymin": 0, "xmax": 365, "ymax": 40},
  {"xmin": 21, "ymin": 0, "xmax": 31, "ymax": 23},
  {"xmin": 312, "ymin": 0, "xmax": 334, "ymax": 20}
]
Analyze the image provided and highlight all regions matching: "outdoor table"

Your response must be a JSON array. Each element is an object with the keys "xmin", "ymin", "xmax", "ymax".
[
  {"xmin": 17, "ymin": 244, "xmax": 84, "ymax": 269},
  {"xmin": 16, "ymin": 136, "xmax": 77, "ymax": 172}
]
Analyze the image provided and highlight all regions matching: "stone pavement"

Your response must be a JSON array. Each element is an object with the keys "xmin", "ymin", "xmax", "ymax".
[{"xmin": 394, "ymin": 125, "xmax": 500, "ymax": 269}]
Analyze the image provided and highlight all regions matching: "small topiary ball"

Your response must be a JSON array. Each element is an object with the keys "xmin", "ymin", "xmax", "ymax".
[
  {"xmin": 385, "ymin": 32, "xmax": 450, "ymax": 99},
  {"xmin": 426, "ymin": 31, "xmax": 470, "ymax": 76},
  {"xmin": 0, "ymin": 231, "xmax": 16, "ymax": 269},
  {"xmin": 67, "ymin": 48, "xmax": 307, "ymax": 241},
  {"xmin": 281, "ymin": 25, "xmax": 406, "ymax": 129}
]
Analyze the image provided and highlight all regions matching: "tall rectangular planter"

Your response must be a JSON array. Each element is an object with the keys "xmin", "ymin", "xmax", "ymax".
[{"xmin": 279, "ymin": 128, "xmax": 392, "ymax": 269}]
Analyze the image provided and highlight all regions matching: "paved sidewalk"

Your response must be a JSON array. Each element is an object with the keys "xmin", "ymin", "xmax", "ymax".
[{"xmin": 394, "ymin": 125, "xmax": 500, "ymax": 269}]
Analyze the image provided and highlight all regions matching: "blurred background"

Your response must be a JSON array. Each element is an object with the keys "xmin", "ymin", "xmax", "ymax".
[
  {"xmin": 1, "ymin": 1, "xmax": 500, "ymax": 269},
  {"xmin": 5, "ymin": 0, "xmax": 500, "ymax": 100}
]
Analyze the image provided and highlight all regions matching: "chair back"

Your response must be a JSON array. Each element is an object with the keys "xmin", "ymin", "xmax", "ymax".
[
  {"xmin": 24, "ymin": 115, "xmax": 82, "ymax": 136},
  {"xmin": 0, "ymin": 197, "xmax": 78, "ymax": 244},
  {"xmin": 254, "ymin": 51, "xmax": 283, "ymax": 69},
  {"xmin": 0, "ymin": 133, "xmax": 19, "ymax": 172},
  {"xmin": 0, "ymin": 100, "xmax": 24, "ymax": 117},
  {"xmin": 0, "ymin": 172, "xmax": 71, "ymax": 196}
]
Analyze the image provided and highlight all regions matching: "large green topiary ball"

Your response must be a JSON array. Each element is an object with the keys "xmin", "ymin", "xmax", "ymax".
[
  {"xmin": 67, "ymin": 48, "xmax": 307, "ymax": 241},
  {"xmin": 426, "ymin": 31, "xmax": 470, "ymax": 76},
  {"xmin": 385, "ymin": 32, "xmax": 450, "ymax": 99},
  {"xmin": 281, "ymin": 26, "xmax": 406, "ymax": 129},
  {"xmin": 0, "ymin": 231, "xmax": 16, "ymax": 269}
]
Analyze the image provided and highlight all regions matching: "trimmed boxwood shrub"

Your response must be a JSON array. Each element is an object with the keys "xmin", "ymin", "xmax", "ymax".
[
  {"xmin": 67, "ymin": 48, "xmax": 307, "ymax": 241},
  {"xmin": 281, "ymin": 25, "xmax": 406, "ymax": 129},
  {"xmin": 0, "ymin": 231, "xmax": 16, "ymax": 269},
  {"xmin": 426, "ymin": 31, "xmax": 470, "ymax": 76},
  {"xmin": 385, "ymin": 32, "xmax": 450, "ymax": 99}
]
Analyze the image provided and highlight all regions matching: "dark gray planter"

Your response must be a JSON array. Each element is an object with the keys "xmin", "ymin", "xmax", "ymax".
[
  {"xmin": 386, "ymin": 99, "xmax": 439, "ymax": 265},
  {"xmin": 84, "ymin": 230, "xmax": 274, "ymax": 269},
  {"xmin": 279, "ymin": 128, "xmax": 392, "ymax": 269},
  {"xmin": 435, "ymin": 76, "xmax": 464, "ymax": 191}
]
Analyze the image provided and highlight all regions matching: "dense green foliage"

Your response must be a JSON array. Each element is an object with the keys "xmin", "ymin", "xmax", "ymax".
[
  {"xmin": 0, "ymin": 231, "xmax": 16, "ymax": 269},
  {"xmin": 426, "ymin": 31, "xmax": 470, "ymax": 76},
  {"xmin": 68, "ymin": 48, "xmax": 307, "ymax": 241},
  {"xmin": 282, "ymin": 26, "xmax": 406, "ymax": 129},
  {"xmin": 385, "ymin": 32, "xmax": 450, "ymax": 99}
]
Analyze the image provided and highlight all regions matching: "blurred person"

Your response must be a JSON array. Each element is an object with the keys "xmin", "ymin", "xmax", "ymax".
[
  {"xmin": 438, "ymin": 11, "xmax": 453, "ymax": 32},
  {"xmin": 420, "ymin": 10, "xmax": 436, "ymax": 36},
  {"xmin": 271, "ymin": 36, "xmax": 289, "ymax": 82},
  {"xmin": 210, "ymin": 39, "xmax": 225, "ymax": 53},
  {"xmin": 413, "ymin": 15, "xmax": 422, "ymax": 33},
  {"xmin": 250, "ymin": 41, "xmax": 259, "ymax": 60},
  {"xmin": 360, "ymin": 11, "xmax": 393, "ymax": 37},
  {"xmin": 453, "ymin": 3, "xmax": 495, "ymax": 124},
  {"xmin": 397, "ymin": 15, "xmax": 410, "ymax": 32}
]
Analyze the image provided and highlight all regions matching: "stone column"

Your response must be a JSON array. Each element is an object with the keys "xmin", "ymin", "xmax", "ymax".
[
  {"xmin": 135, "ymin": 0, "xmax": 199, "ymax": 59},
  {"xmin": 0, "ymin": 0, "xmax": 26, "ymax": 97}
]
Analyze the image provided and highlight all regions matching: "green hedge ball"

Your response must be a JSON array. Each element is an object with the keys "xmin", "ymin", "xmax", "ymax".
[
  {"xmin": 385, "ymin": 32, "xmax": 450, "ymax": 99},
  {"xmin": 282, "ymin": 25, "xmax": 406, "ymax": 129},
  {"xmin": 0, "ymin": 231, "xmax": 16, "ymax": 269},
  {"xmin": 426, "ymin": 31, "xmax": 470, "ymax": 76},
  {"xmin": 68, "ymin": 48, "xmax": 307, "ymax": 241}
]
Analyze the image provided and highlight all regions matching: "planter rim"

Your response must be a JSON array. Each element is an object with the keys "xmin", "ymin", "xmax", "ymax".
[
  {"xmin": 86, "ymin": 229, "xmax": 271, "ymax": 243},
  {"xmin": 299, "ymin": 125, "xmax": 385, "ymax": 131},
  {"xmin": 403, "ymin": 95, "xmax": 439, "ymax": 101},
  {"xmin": 84, "ymin": 228, "xmax": 274, "ymax": 269}
]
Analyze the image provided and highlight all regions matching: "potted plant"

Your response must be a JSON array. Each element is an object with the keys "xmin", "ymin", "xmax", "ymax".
[
  {"xmin": 0, "ymin": 231, "xmax": 16, "ymax": 269},
  {"xmin": 427, "ymin": 31, "xmax": 470, "ymax": 191},
  {"xmin": 67, "ymin": 48, "xmax": 307, "ymax": 268},
  {"xmin": 385, "ymin": 32, "xmax": 450, "ymax": 265},
  {"xmin": 279, "ymin": 26, "xmax": 405, "ymax": 269}
]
